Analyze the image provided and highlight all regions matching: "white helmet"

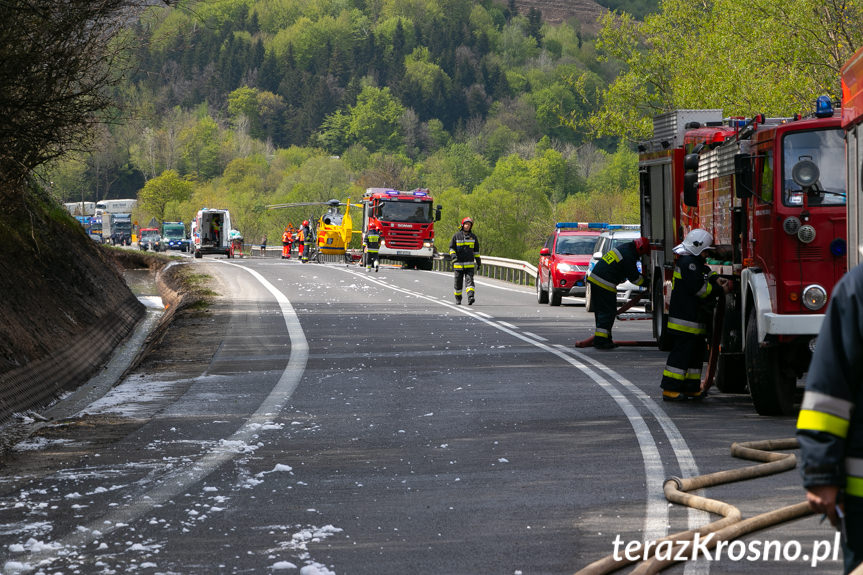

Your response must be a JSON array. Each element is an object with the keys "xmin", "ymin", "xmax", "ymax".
[{"xmin": 674, "ymin": 229, "xmax": 714, "ymax": 256}]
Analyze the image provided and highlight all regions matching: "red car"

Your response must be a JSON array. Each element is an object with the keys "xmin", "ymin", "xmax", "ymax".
[{"xmin": 537, "ymin": 223, "xmax": 605, "ymax": 306}]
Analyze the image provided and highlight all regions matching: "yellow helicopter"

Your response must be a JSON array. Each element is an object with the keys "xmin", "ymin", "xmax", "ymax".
[{"xmin": 266, "ymin": 199, "xmax": 361, "ymax": 262}]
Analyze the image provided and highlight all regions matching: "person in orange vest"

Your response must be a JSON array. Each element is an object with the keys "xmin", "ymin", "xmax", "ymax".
[
  {"xmin": 298, "ymin": 220, "xmax": 312, "ymax": 263},
  {"xmin": 281, "ymin": 226, "xmax": 293, "ymax": 259}
]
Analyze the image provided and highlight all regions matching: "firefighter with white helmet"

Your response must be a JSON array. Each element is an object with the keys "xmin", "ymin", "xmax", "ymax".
[
  {"xmin": 449, "ymin": 216, "xmax": 481, "ymax": 305},
  {"xmin": 661, "ymin": 229, "xmax": 730, "ymax": 401},
  {"xmin": 587, "ymin": 236, "xmax": 650, "ymax": 349}
]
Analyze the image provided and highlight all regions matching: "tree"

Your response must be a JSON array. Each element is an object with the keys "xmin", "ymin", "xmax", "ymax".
[
  {"xmin": 347, "ymin": 86, "xmax": 406, "ymax": 152},
  {"xmin": 137, "ymin": 169, "xmax": 193, "ymax": 223},
  {"xmin": 0, "ymin": 0, "xmax": 174, "ymax": 194},
  {"xmin": 579, "ymin": 0, "xmax": 863, "ymax": 141}
]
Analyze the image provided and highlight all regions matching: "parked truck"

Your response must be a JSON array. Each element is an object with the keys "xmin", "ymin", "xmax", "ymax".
[
  {"xmin": 361, "ymin": 188, "xmax": 442, "ymax": 270},
  {"xmin": 191, "ymin": 208, "xmax": 232, "ymax": 258},
  {"xmin": 111, "ymin": 213, "xmax": 132, "ymax": 246},
  {"xmin": 639, "ymin": 103, "xmax": 846, "ymax": 415}
]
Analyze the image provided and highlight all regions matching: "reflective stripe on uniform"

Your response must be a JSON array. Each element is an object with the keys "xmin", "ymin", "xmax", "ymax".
[
  {"xmin": 685, "ymin": 368, "xmax": 702, "ymax": 381},
  {"xmin": 466, "ymin": 286, "xmax": 475, "ymax": 293},
  {"xmin": 455, "ymin": 240, "xmax": 475, "ymax": 247},
  {"xmin": 595, "ymin": 328, "xmax": 611, "ymax": 339},
  {"xmin": 800, "ymin": 391, "xmax": 854, "ymax": 420},
  {"xmin": 695, "ymin": 281, "xmax": 713, "ymax": 298},
  {"xmin": 453, "ymin": 262, "xmax": 475, "ymax": 269},
  {"xmin": 633, "ymin": 275, "xmax": 645, "ymax": 286},
  {"xmin": 587, "ymin": 274, "xmax": 617, "ymax": 293},
  {"xmin": 454, "ymin": 290, "xmax": 462, "ymax": 296},
  {"xmin": 797, "ymin": 410, "xmax": 851, "ymax": 439},
  {"xmin": 667, "ymin": 316, "xmax": 706, "ymax": 335},
  {"xmin": 663, "ymin": 365, "xmax": 686, "ymax": 381},
  {"xmin": 847, "ymin": 457, "xmax": 863, "ymax": 497}
]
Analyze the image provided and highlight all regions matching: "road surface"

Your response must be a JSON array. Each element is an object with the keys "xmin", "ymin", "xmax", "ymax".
[{"xmin": 0, "ymin": 257, "xmax": 841, "ymax": 574}]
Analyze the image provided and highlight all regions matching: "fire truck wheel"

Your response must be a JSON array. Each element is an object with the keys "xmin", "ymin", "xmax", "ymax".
[
  {"xmin": 744, "ymin": 308, "xmax": 796, "ymax": 416},
  {"xmin": 548, "ymin": 278, "xmax": 562, "ymax": 306},
  {"xmin": 584, "ymin": 283, "xmax": 594, "ymax": 312},
  {"xmin": 536, "ymin": 275, "xmax": 549, "ymax": 304},
  {"xmin": 194, "ymin": 249, "xmax": 202, "ymax": 259}
]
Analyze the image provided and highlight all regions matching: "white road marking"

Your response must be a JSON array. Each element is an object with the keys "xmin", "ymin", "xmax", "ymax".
[
  {"xmin": 522, "ymin": 331, "xmax": 547, "ymax": 341},
  {"xmin": 28, "ymin": 262, "xmax": 309, "ymax": 564},
  {"xmin": 498, "ymin": 321, "xmax": 517, "ymax": 329},
  {"xmin": 340, "ymin": 268, "xmax": 669, "ymax": 541}
]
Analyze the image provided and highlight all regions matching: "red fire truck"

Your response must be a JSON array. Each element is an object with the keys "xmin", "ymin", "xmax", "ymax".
[
  {"xmin": 640, "ymin": 104, "xmax": 847, "ymax": 415},
  {"xmin": 843, "ymin": 47, "xmax": 863, "ymax": 268},
  {"xmin": 361, "ymin": 188, "xmax": 442, "ymax": 270}
]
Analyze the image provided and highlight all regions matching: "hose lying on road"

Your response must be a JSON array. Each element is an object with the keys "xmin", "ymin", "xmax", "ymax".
[{"xmin": 574, "ymin": 438, "xmax": 815, "ymax": 575}]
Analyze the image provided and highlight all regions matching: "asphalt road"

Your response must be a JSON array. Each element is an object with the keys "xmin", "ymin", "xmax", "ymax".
[{"xmin": 0, "ymin": 257, "xmax": 843, "ymax": 574}]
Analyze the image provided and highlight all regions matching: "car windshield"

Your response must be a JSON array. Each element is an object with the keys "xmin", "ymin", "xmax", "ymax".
[
  {"xmin": 142, "ymin": 231, "xmax": 159, "ymax": 239},
  {"xmin": 556, "ymin": 236, "xmax": 597, "ymax": 255},
  {"xmin": 782, "ymin": 128, "xmax": 846, "ymax": 207},
  {"xmin": 379, "ymin": 200, "xmax": 433, "ymax": 223}
]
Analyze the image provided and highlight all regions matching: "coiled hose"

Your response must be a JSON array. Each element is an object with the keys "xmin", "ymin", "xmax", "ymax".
[{"xmin": 575, "ymin": 438, "xmax": 826, "ymax": 574}]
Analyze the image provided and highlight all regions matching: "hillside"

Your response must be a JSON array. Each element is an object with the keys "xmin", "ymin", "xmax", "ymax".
[
  {"xmin": 514, "ymin": 0, "xmax": 606, "ymax": 29},
  {"xmin": 0, "ymin": 189, "xmax": 144, "ymax": 424}
]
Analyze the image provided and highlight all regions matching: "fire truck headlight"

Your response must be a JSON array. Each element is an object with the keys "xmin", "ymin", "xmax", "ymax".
[
  {"xmin": 797, "ymin": 225, "xmax": 816, "ymax": 243},
  {"xmin": 791, "ymin": 159, "xmax": 820, "ymax": 188},
  {"xmin": 802, "ymin": 284, "xmax": 827, "ymax": 311},
  {"xmin": 423, "ymin": 240, "xmax": 432, "ymax": 248}
]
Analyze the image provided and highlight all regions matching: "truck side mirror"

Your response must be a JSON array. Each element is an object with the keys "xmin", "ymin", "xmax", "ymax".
[
  {"xmin": 540, "ymin": 247, "xmax": 550, "ymax": 256},
  {"xmin": 734, "ymin": 153, "xmax": 754, "ymax": 199},
  {"xmin": 435, "ymin": 204, "xmax": 442, "ymax": 221},
  {"xmin": 683, "ymin": 172, "xmax": 698, "ymax": 207}
]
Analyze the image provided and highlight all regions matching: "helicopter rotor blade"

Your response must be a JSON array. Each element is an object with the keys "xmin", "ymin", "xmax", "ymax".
[{"xmin": 266, "ymin": 202, "xmax": 332, "ymax": 210}]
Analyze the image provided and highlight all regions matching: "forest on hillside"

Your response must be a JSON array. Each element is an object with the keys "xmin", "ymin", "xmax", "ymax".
[{"xmin": 43, "ymin": 0, "xmax": 863, "ymax": 261}]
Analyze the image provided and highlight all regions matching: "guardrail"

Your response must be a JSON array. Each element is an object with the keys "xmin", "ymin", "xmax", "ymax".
[
  {"xmin": 432, "ymin": 255, "xmax": 537, "ymax": 286},
  {"xmin": 237, "ymin": 245, "xmax": 539, "ymax": 287}
]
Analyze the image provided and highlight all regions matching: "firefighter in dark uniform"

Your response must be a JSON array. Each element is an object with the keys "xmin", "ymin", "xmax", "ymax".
[
  {"xmin": 299, "ymin": 220, "xmax": 312, "ymax": 263},
  {"xmin": 660, "ymin": 229, "xmax": 730, "ymax": 401},
  {"xmin": 364, "ymin": 223, "xmax": 381, "ymax": 272},
  {"xmin": 797, "ymin": 263, "xmax": 863, "ymax": 573},
  {"xmin": 586, "ymin": 236, "xmax": 650, "ymax": 349},
  {"xmin": 449, "ymin": 217, "xmax": 481, "ymax": 305}
]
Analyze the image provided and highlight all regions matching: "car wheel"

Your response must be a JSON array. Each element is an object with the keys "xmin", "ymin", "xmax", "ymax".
[
  {"xmin": 548, "ymin": 278, "xmax": 562, "ymax": 306},
  {"xmin": 536, "ymin": 273, "xmax": 549, "ymax": 304},
  {"xmin": 584, "ymin": 283, "xmax": 594, "ymax": 312}
]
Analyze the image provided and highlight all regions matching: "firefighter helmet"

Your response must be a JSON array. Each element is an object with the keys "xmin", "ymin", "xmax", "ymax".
[
  {"xmin": 674, "ymin": 229, "xmax": 714, "ymax": 256},
  {"xmin": 634, "ymin": 236, "xmax": 651, "ymax": 256},
  {"xmin": 461, "ymin": 217, "xmax": 474, "ymax": 227},
  {"xmin": 302, "ymin": 220, "xmax": 309, "ymax": 226}
]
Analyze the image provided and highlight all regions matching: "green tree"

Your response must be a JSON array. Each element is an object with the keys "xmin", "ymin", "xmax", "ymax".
[
  {"xmin": 137, "ymin": 169, "xmax": 194, "ymax": 223},
  {"xmin": 347, "ymin": 86, "xmax": 405, "ymax": 152}
]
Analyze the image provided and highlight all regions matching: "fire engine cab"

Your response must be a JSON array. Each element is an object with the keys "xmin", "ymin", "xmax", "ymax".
[
  {"xmin": 639, "ymin": 103, "xmax": 846, "ymax": 415},
  {"xmin": 362, "ymin": 188, "xmax": 442, "ymax": 270}
]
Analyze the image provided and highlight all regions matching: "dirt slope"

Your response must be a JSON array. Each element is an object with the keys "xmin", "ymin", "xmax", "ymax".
[{"xmin": 0, "ymin": 188, "xmax": 144, "ymax": 423}]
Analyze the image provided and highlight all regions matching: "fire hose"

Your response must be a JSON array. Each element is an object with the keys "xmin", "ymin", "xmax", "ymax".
[{"xmin": 573, "ymin": 438, "xmax": 834, "ymax": 575}]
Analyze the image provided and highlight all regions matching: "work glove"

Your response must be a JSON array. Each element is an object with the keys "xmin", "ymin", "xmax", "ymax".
[{"xmin": 475, "ymin": 257, "xmax": 481, "ymax": 271}]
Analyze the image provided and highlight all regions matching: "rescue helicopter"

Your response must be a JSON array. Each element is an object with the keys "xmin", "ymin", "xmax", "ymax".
[{"xmin": 266, "ymin": 199, "xmax": 361, "ymax": 262}]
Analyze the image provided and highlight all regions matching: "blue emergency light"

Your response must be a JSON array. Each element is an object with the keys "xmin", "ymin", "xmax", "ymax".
[
  {"xmin": 815, "ymin": 95, "xmax": 834, "ymax": 118},
  {"xmin": 412, "ymin": 190, "xmax": 428, "ymax": 197},
  {"xmin": 555, "ymin": 222, "xmax": 607, "ymax": 229},
  {"xmin": 385, "ymin": 190, "xmax": 399, "ymax": 195},
  {"xmin": 830, "ymin": 238, "xmax": 847, "ymax": 257}
]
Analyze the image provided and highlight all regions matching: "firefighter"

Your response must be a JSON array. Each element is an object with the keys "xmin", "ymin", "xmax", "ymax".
[
  {"xmin": 660, "ymin": 229, "xmax": 730, "ymax": 401},
  {"xmin": 448, "ymin": 217, "xmax": 481, "ymax": 305},
  {"xmin": 281, "ymin": 226, "xmax": 293, "ymax": 259},
  {"xmin": 797, "ymin": 262, "xmax": 863, "ymax": 573},
  {"xmin": 364, "ymin": 223, "xmax": 381, "ymax": 272},
  {"xmin": 586, "ymin": 237, "xmax": 650, "ymax": 349},
  {"xmin": 298, "ymin": 220, "xmax": 312, "ymax": 263}
]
